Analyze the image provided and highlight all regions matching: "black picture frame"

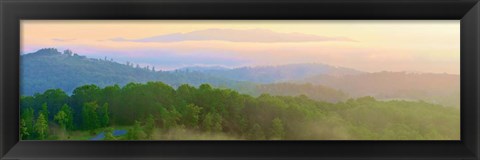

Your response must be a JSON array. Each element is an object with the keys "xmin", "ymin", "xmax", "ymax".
[{"xmin": 1, "ymin": 0, "xmax": 479, "ymax": 159}]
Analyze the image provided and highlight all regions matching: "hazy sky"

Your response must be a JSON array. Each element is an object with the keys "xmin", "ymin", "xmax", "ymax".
[{"xmin": 21, "ymin": 20, "xmax": 460, "ymax": 74}]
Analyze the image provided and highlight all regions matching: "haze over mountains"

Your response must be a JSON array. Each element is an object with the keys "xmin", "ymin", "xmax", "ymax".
[
  {"xmin": 20, "ymin": 48, "xmax": 250, "ymax": 95},
  {"xmin": 21, "ymin": 48, "xmax": 460, "ymax": 107},
  {"xmin": 299, "ymin": 72, "xmax": 460, "ymax": 107},
  {"xmin": 177, "ymin": 63, "xmax": 363, "ymax": 84}
]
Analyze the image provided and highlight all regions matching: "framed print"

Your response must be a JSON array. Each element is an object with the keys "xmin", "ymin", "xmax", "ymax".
[
  {"xmin": 1, "ymin": 0, "xmax": 479, "ymax": 159},
  {"xmin": 18, "ymin": 20, "xmax": 461, "ymax": 141}
]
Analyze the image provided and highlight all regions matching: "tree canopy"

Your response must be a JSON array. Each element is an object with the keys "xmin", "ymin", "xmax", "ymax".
[{"xmin": 20, "ymin": 82, "xmax": 460, "ymax": 140}]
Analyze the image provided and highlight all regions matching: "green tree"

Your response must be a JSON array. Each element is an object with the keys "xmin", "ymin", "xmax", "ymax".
[
  {"xmin": 176, "ymin": 84, "xmax": 196, "ymax": 103},
  {"xmin": 72, "ymin": 85, "xmax": 101, "ymax": 107},
  {"xmin": 144, "ymin": 114, "xmax": 155, "ymax": 139},
  {"xmin": 99, "ymin": 103, "xmax": 110, "ymax": 127},
  {"xmin": 202, "ymin": 112, "xmax": 222, "ymax": 133},
  {"xmin": 104, "ymin": 127, "xmax": 116, "ymax": 140},
  {"xmin": 71, "ymin": 85, "xmax": 101, "ymax": 126},
  {"xmin": 20, "ymin": 119, "xmax": 30, "ymax": 140},
  {"xmin": 82, "ymin": 102, "xmax": 100, "ymax": 131},
  {"xmin": 34, "ymin": 113, "xmax": 49, "ymax": 140},
  {"xmin": 160, "ymin": 108, "xmax": 180, "ymax": 130},
  {"xmin": 63, "ymin": 49, "xmax": 73, "ymax": 56},
  {"xmin": 248, "ymin": 123, "xmax": 265, "ymax": 140},
  {"xmin": 36, "ymin": 89, "xmax": 69, "ymax": 120},
  {"xmin": 270, "ymin": 118, "xmax": 285, "ymax": 140},
  {"xmin": 59, "ymin": 104, "xmax": 74, "ymax": 130},
  {"xmin": 40, "ymin": 103, "xmax": 49, "ymax": 120},
  {"xmin": 19, "ymin": 81, "xmax": 462, "ymax": 140},
  {"xmin": 54, "ymin": 104, "xmax": 74, "ymax": 131},
  {"xmin": 54, "ymin": 110, "xmax": 68, "ymax": 130},
  {"xmin": 127, "ymin": 121, "xmax": 143, "ymax": 140},
  {"xmin": 20, "ymin": 107, "xmax": 35, "ymax": 140},
  {"xmin": 183, "ymin": 104, "xmax": 202, "ymax": 128}
]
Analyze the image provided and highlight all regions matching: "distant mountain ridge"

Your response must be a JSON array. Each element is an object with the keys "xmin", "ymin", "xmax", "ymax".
[
  {"xmin": 20, "ymin": 48, "xmax": 460, "ymax": 107},
  {"xmin": 20, "ymin": 48, "xmax": 250, "ymax": 95},
  {"xmin": 299, "ymin": 71, "xmax": 460, "ymax": 107},
  {"xmin": 179, "ymin": 63, "xmax": 364, "ymax": 84},
  {"xmin": 20, "ymin": 48, "xmax": 364, "ymax": 95},
  {"xmin": 177, "ymin": 65, "xmax": 230, "ymax": 72},
  {"xmin": 256, "ymin": 83, "xmax": 349, "ymax": 102}
]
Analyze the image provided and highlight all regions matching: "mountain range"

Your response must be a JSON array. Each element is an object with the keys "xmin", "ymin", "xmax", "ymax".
[
  {"xmin": 177, "ymin": 63, "xmax": 363, "ymax": 84},
  {"xmin": 20, "ymin": 48, "xmax": 251, "ymax": 95},
  {"xmin": 20, "ymin": 48, "xmax": 460, "ymax": 107}
]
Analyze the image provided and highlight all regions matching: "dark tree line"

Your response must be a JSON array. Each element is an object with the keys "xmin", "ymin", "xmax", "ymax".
[{"xmin": 20, "ymin": 81, "xmax": 460, "ymax": 140}]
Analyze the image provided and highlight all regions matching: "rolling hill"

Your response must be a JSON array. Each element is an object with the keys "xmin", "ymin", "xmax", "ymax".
[
  {"xmin": 178, "ymin": 63, "xmax": 364, "ymax": 84},
  {"xmin": 255, "ymin": 83, "xmax": 349, "ymax": 102},
  {"xmin": 20, "ymin": 48, "xmax": 460, "ymax": 107},
  {"xmin": 20, "ymin": 48, "xmax": 361, "ymax": 99},
  {"xmin": 20, "ymin": 48, "xmax": 252, "ymax": 95}
]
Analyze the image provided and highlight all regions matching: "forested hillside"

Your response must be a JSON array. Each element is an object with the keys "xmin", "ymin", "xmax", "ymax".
[
  {"xmin": 20, "ymin": 82, "xmax": 459, "ymax": 140},
  {"xmin": 21, "ymin": 48, "xmax": 460, "ymax": 107},
  {"xmin": 178, "ymin": 63, "xmax": 363, "ymax": 83},
  {"xmin": 255, "ymin": 83, "xmax": 349, "ymax": 102},
  {"xmin": 20, "ymin": 48, "xmax": 253, "ymax": 95},
  {"xmin": 20, "ymin": 49, "xmax": 362, "ymax": 96}
]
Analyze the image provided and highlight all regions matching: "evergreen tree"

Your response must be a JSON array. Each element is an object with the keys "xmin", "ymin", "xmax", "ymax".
[
  {"xmin": 127, "ymin": 121, "xmax": 143, "ymax": 140},
  {"xmin": 203, "ymin": 112, "xmax": 222, "ymax": 133},
  {"xmin": 59, "ymin": 104, "xmax": 74, "ymax": 130},
  {"xmin": 54, "ymin": 104, "xmax": 74, "ymax": 131},
  {"xmin": 248, "ymin": 123, "xmax": 265, "ymax": 140},
  {"xmin": 40, "ymin": 103, "xmax": 49, "ymax": 120},
  {"xmin": 63, "ymin": 49, "xmax": 73, "ymax": 56},
  {"xmin": 54, "ymin": 110, "xmax": 68, "ymax": 131},
  {"xmin": 20, "ymin": 119, "xmax": 30, "ymax": 140},
  {"xmin": 270, "ymin": 118, "xmax": 285, "ymax": 140},
  {"xmin": 19, "ymin": 82, "xmax": 462, "ymax": 140},
  {"xmin": 20, "ymin": 107, "xmax": 35, "ymax": 140},
  {"xmin": 99, "ymin": 103, "xmax": 110, "ymax": 127},
  {"xmin": 82, "ymin": 102, "xmax": 100, "ymax": 131},
  {"xmin": 160, "ymin": 108, "xmax": 180, "ymax": 130},
  {"xmin": 183, "ymin": 104, "xmax": 202, "ymax": 128},
  {"xmin": 35, "ymin": 113, "xmax": 49, "ymax": 140},
  {"xmin": 144, "ymin": 114, "xmax": 155, "ymax": 139}
]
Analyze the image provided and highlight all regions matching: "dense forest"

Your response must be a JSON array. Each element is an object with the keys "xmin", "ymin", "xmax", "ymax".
[
  {"xmin": 19, "ymin": 48, "xmax": 460, "ymax": 140},
  {"xmin": 20, "ymin": 82, "xmax": 459, "ymax": 140}
]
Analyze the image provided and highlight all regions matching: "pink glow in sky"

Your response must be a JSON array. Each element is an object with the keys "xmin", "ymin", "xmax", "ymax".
[{"xmin": 21, "ymin": 20, "xmax": 460, "ymax": 74}]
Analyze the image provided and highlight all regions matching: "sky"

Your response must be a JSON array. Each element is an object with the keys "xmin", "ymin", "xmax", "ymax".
[{"xmin": 21, "ymin": 20, "xmax": 460, "ymax": 74}]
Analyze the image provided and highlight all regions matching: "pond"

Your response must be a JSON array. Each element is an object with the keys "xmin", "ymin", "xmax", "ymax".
[{"xmin": 90, "ymin": 129, "xmax": 128, "ymax": 140}]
